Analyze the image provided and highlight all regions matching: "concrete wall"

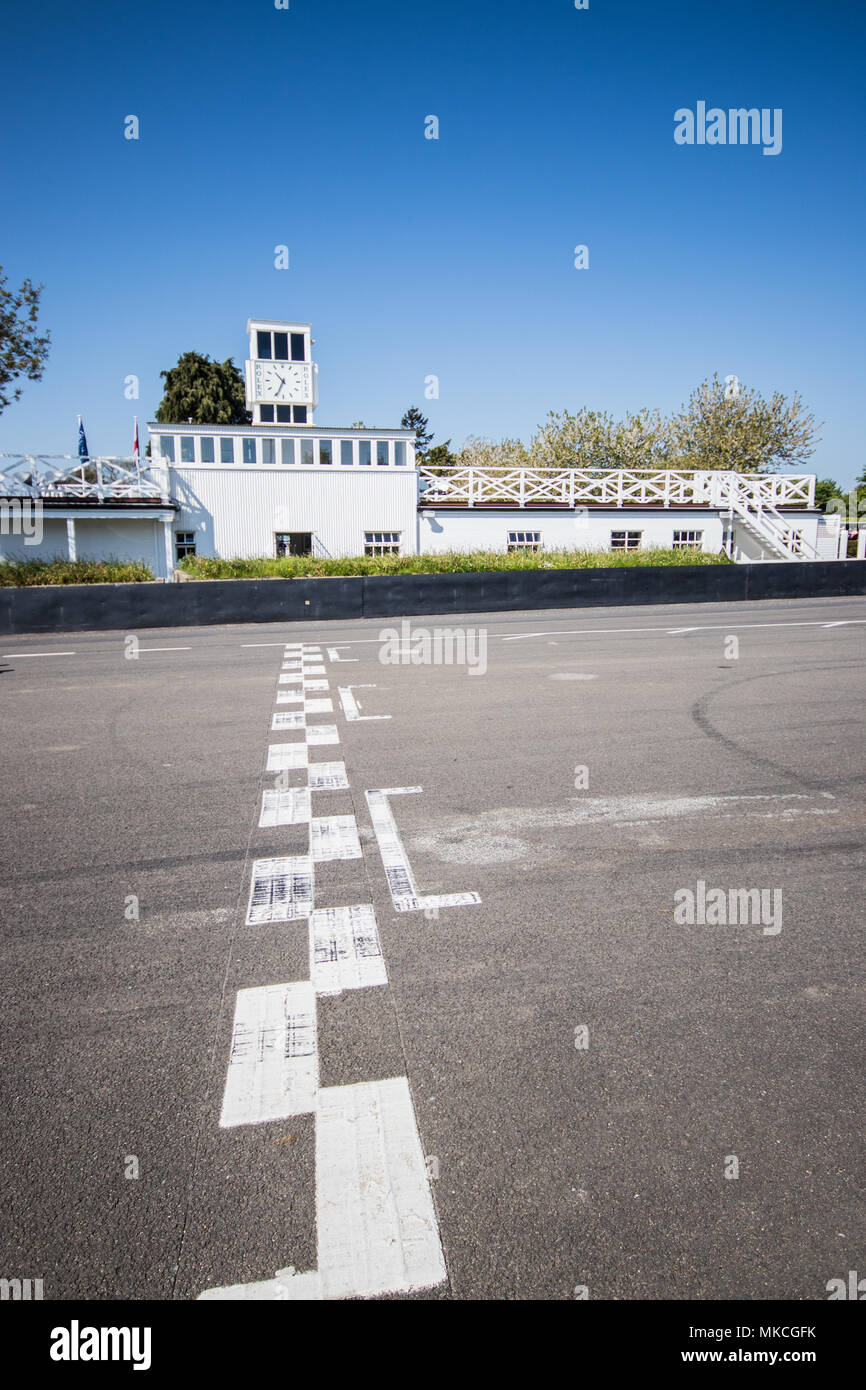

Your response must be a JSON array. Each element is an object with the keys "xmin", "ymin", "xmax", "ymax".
[{"xmin": 2, "ymin": 560, "xmax": 865, "ymax": 635}]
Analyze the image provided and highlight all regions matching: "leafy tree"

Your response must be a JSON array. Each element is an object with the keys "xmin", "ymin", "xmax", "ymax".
[
  {"xmin": 155, "ymin": 351, "xmax": 250, "ymax": 424},
  {"xmin": 422, "ymin": 439, "xmax": 456, "ymax": 471},
  {"xmin": 532, "ymin": 407, "xmax": 671, "ymax": 469},
  {"xmin": 814, "ymin": 478, "xmax": 843, "ymax": 511},
  {"xmin": 669, "ymin": 373, "xmax": 820, "ymax": 473},
  {"xmin": 401, "ymin": 405, "xmax": 433, "ymax": 454},
  {"xmin": 455, "ymin": 435, "xmax": 531, "ymax": 473},
  {"xmin": 0, "ymin": 268, "xmax": 51, "ymax": 414}
]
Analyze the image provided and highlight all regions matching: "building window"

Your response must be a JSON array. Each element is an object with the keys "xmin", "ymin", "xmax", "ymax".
[
  {"xmin": 358, "ymin": 440, "xmax": 371, "ymax": 466},
  {"xmin": 276, "ymin": 405, "xmax": 292, "ymax": 424},
  {"xmin": 276, "ymin": 531, "xmax": 312, "ymax": 557},
  {"xmin": 273, "ymin": 331, "xmax": 289, "ymax": 361},
  {"xmin": 611, "ymin": 530, "xmax": 642, "ymax": 550},
  {"xmin": 261, "ymin": 438, "xmax": 276, "ymax": 464},
  {"xmin": 220, "ymin": 437, "xmax": 235, "ymax": 463},
  {"xmin": 300, "ymin": 438, "xmax": 314, "ymax": 466},
  {"xmin": 200, "ymin": 436, "xmax": 215, "ymax": 463},
  {"xmin": 159, "ymin": 436, "xmax": 175, "ymax": 462},
  {"xmin": 672, "ymin": 529, "xmax": 703, "ymax": 549},
  {"xmin": 376, "ymin": 441, "xmax": 390, "ymax": 466},
  {"xmin": 291, "ymin": 333, "xmax": 305, "ymax": 362},
  {"xmin": 507, "ymin": 530, "xmax": 542, "ymax": 551},
  {"xmin": 179, "ymin": 437, "xmax": 195, "ymax": 463},
  {"xmin": 175, "ymin": 530, "xmax": 196, "ymax": 561},
  {"xmin": 394, "ymin": 441, "xmax": 406, "ymax": 466},
  {"xmin": 340, "ymin": 440, "xmax": 354, "ymax": 466},
  {"xmin": 319, "ymin": 439, "xmax": 333, "ymax": 466},
  {"xmin": 242, "ymin": 438, "xmax": 257, "ymax": 464},
  {"xmin": 280, "ymin": 438, "xmax": 296, "ymax": 465},
  {"xmin": 257, "ymin": 330, "xmax": 272, "ymax": 359},
  {"xmin": 293, "ymin": 405, "xmax": 307, "ymax": 424},
  {"xmin": 781, "ymin": 528, "xmax": 804, "ymax": 555},
  {"xmin": 364, "ymin": 531, "xmax": 401, "ymax": 556},
  {"xmin": 259, "ymin": 404, "xmax": 275, "ymax": 422}
]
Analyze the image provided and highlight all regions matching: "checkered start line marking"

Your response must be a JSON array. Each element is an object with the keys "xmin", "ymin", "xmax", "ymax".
[{"xmin": 200, "ymin": 638, "xmax": 479, "ymax": 1300}]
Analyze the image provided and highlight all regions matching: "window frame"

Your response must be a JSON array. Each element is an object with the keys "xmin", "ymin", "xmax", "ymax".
[{"xmin": 364, "ymin": 530, "xmax": 401, "ymax": 556}]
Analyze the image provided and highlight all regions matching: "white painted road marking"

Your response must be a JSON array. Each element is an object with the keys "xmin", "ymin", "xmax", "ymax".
[
  {"xmin": 260, "ymin": 787, "xmax": 312, "ymax": 827},
  {"xmin": 310, "ymin": 815, "xmax": 362, "ymax": 862},
  {"xmin": 1, "ymin": 651, "xmax": 76, "ymax": 658},
  {"xmin": 502, "ymin": 619, "xmax": 866, "ymax": 642},
  {"xmin": 306, "ymin": 724, "xmax": 340, "ymax": 745},
  {"xmin": 307, "ymin": 761, "xmax": 349, "ymax": 791},
  {"xmin": 304, "ymin": 697, "xmax": 333, "ymax": 713},
  {"xmin": 276, "ymin": 690, "xmax": 305, "ymax": 704},
  {"xmin": 272, "ymin": 711, "xmax": 306, "ymax": 730},
  {"xmin": 266, "ymin": 743, "xmax": 309, "ymax": 770},
  {"xmin": 309, "ymin": 904, "xmax": 387, "ymax": 996},
  {"xmin": 315, "ymin": 1078, "xmax": 447, "ymax": 1300},
  {"xmin": 247, "ymin": 857, "xmax": 314, "ymax": 923},
  {"xmin": 303, "ymin": 678, "xmax": 330, "ymax": 692},
  {"xmin": 219, "ymin": 983, "xmax": 317, "ymax": 1126},
  {"xmin": 199, "ymin": 1267, "xmax": 322, "ymax": 1300},
  {"xmin": 327, "ymin": 647, "xmax": 358, "ymax": 662},
  {"xmin": 338, "ymin": 685, "xmax": 391, "ymax": 721},
  {"xmin": 365, "ymin": 787, "xmax": 481, "ymax": 913}
]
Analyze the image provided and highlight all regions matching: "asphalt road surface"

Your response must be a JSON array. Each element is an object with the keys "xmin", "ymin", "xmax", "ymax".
[{"xmin": 1, "ymin": 594, "xmax": 863, "ymax": 1301}]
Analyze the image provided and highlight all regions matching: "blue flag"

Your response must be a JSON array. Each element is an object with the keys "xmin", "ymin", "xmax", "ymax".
[{"xmin": 78, "ymin": 418, "xmax": 89, "ymax": 459}]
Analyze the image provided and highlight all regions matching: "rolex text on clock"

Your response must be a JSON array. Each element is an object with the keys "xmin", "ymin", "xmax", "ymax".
[{"xmin": 253, "ymin": 360, "xmax": 314, "ymax": 404}]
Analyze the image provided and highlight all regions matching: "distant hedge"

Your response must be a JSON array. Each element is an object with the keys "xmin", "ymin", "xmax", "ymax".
[
  {"xmin": 0, "ymin": 557, "xmax": 155, "ymax": 586},
  {"xmin": 179, "ymin": 547, "xmax": 730, "ymax": 579}
]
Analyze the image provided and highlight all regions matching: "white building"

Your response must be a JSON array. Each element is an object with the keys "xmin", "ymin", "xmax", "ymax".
[{"xmin": 0, "ymin": 316, "xmax": 847, "ymax": 576}]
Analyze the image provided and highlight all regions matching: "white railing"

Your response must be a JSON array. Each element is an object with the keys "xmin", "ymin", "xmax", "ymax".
[
  {"xmin": 713, "ymin": 474, "xmax": 818, "ymax": 561},
  {"xmin": 418, "ymin": 465, "xmax": 816, "ymax": 510},
  {"xmin": 0, "ymin": 454, "xmax": 169, "ymax": 502}
]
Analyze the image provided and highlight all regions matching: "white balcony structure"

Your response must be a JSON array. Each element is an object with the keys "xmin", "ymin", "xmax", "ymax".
[
  {"xmin": 418, "ymin": 467, "xmax": 826, "ymax": 562},
  {"xmin": 0, "ymin": 454, "xmax": 177, "ymax": 575}
]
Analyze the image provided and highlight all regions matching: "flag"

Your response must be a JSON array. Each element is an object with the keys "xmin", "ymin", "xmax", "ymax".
[
  {"xmin": 133, "ymin": 417, "xmax": 140, "ymax": 463},
  {"xmin": 77, "ymin": 417, "xmax": 89, "ymax": 460}
]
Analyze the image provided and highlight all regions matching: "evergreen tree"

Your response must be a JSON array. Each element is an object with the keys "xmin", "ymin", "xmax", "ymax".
[{"xmin": 155, "ymin": 352, "xmax": 250, "ymax": 424}]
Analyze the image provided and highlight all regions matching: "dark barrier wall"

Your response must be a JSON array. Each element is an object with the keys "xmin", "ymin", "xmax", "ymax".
[{"xmin": 0, "ymin": 561, "xmax": 864, "ymax": 634}]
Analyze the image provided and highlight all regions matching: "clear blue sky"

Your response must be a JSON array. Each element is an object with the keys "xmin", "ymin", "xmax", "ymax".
[{"xmin": 1, "ymin": 0, "xmax": 863, "ymax": 485}]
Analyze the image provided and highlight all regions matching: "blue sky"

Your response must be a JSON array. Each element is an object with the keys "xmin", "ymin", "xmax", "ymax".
[{"xmin": 1, "ymin": 0, "xmax": 864, "ymax": 484}]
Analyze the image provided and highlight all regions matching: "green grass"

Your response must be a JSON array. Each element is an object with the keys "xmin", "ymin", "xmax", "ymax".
[
  {"xmin": 0, "ymin": 556, "xmax": 155, "ymax": 586},
  {"xmin": 179, "ymin": 547, "xmax": 730, "ymax": 579}
]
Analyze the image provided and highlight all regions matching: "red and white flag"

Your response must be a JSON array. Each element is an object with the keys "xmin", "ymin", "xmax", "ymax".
[{"xmin": 133, "ymin": 417, "xmax": 140, "ymax": 463}]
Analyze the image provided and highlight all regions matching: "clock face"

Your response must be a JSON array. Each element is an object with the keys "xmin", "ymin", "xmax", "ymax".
[{"xmin": 253, "ymin": 361, "xmax": 312, "ymax": 403}]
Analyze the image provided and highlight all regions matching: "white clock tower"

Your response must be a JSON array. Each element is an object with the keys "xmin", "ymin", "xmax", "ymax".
[{"xmin": 244, "ymin": 318, "xmax": 319, "ymax": 425}]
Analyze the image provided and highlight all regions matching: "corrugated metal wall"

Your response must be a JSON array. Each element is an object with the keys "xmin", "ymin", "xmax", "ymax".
[{"xmin": 170, "ymin": 468, "xmax": 419, "ymax": 558}]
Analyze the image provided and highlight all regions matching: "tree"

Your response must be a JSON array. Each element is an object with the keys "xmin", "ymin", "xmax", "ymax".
[
  {"xmin": 669, "ymin": 373, "xmax": 820, "ymax": 473},
  {"xmin": 401, "ymin": 405, "xmax": 433, "ymax": 454},
  {"xmin": 0, "ymin": 267, "xmax": 51, "ymax": 414},
  {"xmin": 455, "ymin": 435, "xmax": 531, "ymax": 473},
  {"xmin": 814, "ymin": 478, "xmax": 843, "ymax": 511},
  {"xmin": 422, "ymin": 439, "xmax": 456, "ymax": 472},
  {"xmin": 532, "ymin": 407, "xmax": 671, "ymax": 470},
  {"xmin": 155, "ymin": 352, "xmax": 250, "ymax": 424}
]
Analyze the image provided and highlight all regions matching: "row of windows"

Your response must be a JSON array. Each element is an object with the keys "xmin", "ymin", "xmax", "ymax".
[
  {"xmin": 256, "ymin": 329, "xmax": 306, "ymax": 362},
  {"xmin": 508, "ymin": 529, "xmax": 706, "ymax": 552},
  {"xmin": 159, "ymin": 436, "xmax": 408, "ymax": 467},
  {"xmin": 259, "ymin": 405, "xmax": 308, "ymax": 424},
  {"xmin": 175, "ymin": 531, "xmax": 403, "ymax": 562},
  {"xmin": 176, "ymin": 528, "xmax": 707, "ymax": 562}
]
